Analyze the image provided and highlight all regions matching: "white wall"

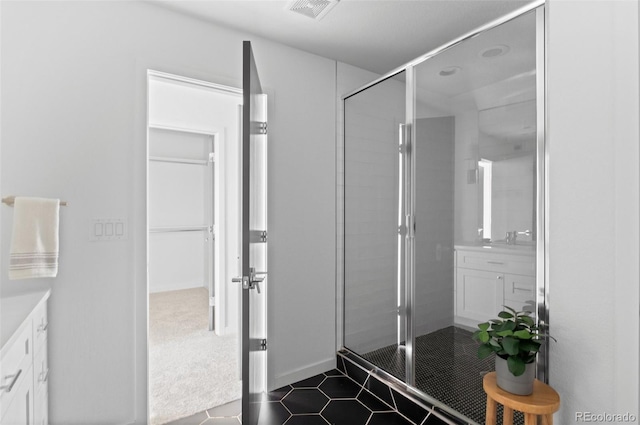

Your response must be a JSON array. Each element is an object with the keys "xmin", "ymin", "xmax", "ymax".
[
  {"xmin": 1, "ymin": 1, "xmax": 336, "ymax": 423},
  {"xmin": 547, "ymin": 0, "xmax": 639, "ymax": 421}
]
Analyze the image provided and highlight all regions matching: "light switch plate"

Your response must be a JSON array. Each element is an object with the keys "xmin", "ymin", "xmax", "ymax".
[{"xmin": 91, "ymin": 218, "xmax": 128, "ymax": 241}]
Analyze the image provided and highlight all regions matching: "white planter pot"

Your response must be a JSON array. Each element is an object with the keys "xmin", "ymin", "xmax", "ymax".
[{"xmin": 495, "ymin": 356, "xmax": 535, "ymax": 395}]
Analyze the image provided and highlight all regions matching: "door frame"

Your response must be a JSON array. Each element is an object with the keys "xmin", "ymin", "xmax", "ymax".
[{"xmin": 144, "ymin": 68, "xmax": 243, "ymax": 422}]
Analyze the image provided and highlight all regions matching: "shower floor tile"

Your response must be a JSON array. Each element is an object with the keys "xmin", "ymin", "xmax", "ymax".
[
  {"xmin": 361, "ymin": 325, "xmax": 524, "ymax": 425},
  {"xmin": 164, "ymin": 368, "xmax": 448, "ymax": 425}
]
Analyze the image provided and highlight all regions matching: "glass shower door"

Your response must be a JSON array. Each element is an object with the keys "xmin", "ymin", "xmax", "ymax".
[
  {"xmin": 341, "ymin": 5, "xmax": 544, "ymax": 424},
  {"xmin": 410, "ymin": 10, "xmax": 539, "ymax": 423},
  {"xmin": 343, "ymin": 72, "xmax": 407, "ymax": 381}
]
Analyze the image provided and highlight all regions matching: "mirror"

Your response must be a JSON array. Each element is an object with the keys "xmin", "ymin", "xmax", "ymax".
[{"xmin": 478, "ymin": 99, "xmax": 536, "ymax": 244}]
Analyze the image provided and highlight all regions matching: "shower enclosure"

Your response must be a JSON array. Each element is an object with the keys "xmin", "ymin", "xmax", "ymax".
[{"xmin": 340, "ymin": 3, "xmax": 546, "ymax": 424}]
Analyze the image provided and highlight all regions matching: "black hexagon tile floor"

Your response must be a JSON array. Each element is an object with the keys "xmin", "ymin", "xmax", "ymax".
[{"xmin": 164, "ymin": 368, "xmax": 454, "ymax": 425}]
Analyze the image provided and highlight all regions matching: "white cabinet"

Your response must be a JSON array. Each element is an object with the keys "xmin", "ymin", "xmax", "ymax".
[
  {"xmin": 455, "ymin": 268, "xmax": 505, "ymax": 325},
  {"xmin": 1, "ymin": 369, "xmax": 33, "ymax": 425},
  {"xmin": 31, "ymin": 303, "xmax": 48, "ymax": 425},
  {"xmin": 454, "ymin": 247, "xmax": 535, "ymax": 329},
  {"xmin": 1, "ymin": 291, "xmax": 50, "ymax": 425},
  {"xmin": 503, "ymin": 273, "xmax": 536, "ymax": 313}
]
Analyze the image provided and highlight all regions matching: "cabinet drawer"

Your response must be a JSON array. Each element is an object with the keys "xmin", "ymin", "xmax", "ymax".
[
  {"xmin": 0, "ymin": 323, "xmax": 33, "ymax": 418},
  {"xmin": 33, "ymin": 302, "xmax": 48, "ymax": 357},
  {"xmin": 456, "ymin": 250, "xmax": 535, "ymax": 276},
  {"xmin": 504, "ymin": 274, "xmax": 536, "ymax": 304},
  {"xmin": 1, "ymin": 367, "xmax": 33, "ymax": 425}
]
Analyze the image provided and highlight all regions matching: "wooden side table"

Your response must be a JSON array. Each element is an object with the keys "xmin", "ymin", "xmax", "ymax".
[{"xmin": 483, "ymin": 371, "xmax": 560, "ymax": 425}]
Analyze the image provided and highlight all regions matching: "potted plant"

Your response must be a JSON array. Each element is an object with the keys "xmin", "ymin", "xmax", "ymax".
[{"xmin": 472, "ymin": 306, "xmax": 553, "ymax": 395}]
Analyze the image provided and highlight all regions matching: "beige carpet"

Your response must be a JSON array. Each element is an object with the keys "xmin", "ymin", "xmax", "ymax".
[{"xmin": 149, "ymin": 287, "xmax": 241, "ymax": 425}]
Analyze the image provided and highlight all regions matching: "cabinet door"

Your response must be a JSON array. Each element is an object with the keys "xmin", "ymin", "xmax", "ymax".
[
  {"xmin": 503, "ymin": 274, "xmax": 536, "ymax": 313},
  {"xmin": 1, "ymin": 368, "xmax": 33, "ymax": 425},
  {"xmin": 455, "ymin": 268, "xmax": 504, "ymax": 324}
]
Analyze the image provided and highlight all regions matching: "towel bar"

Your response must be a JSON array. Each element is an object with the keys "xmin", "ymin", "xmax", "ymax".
[{"xmin": 2, "ymin": 196, "xmax": 68, "ymax": 207}]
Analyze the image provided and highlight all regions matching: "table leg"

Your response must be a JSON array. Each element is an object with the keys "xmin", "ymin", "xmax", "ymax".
[
  {"xmin": 503, "ymin": 406, "xmax": 514, "ymax": 425},
  {"xmin": 485, "ymin": 395, "xmax": 497, "ymax": 425},
  {"xmin": 542, "ymin": 414, "xmax": 553, "ymax": 425},
  {"xmin": 524, "ymin": 413, "xmax": 537, "ymax": 425}
]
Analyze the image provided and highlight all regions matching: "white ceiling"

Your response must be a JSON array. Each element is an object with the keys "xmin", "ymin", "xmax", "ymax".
[{"xmin": 153, "ymin": 0, "xmax": 536, "ymax": 75}]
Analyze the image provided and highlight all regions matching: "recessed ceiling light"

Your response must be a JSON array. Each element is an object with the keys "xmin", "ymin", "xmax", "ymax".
[
  {"xmin": 287, "ymin": 0, "xmax": 340, "ymax": 20},
  {"xmin": 480, "ymin": 45, "xmax": 510, "ymax": 59},
  {"xmin": 439, "ymin": 66, "xmax": 461, "ymax": 77}
]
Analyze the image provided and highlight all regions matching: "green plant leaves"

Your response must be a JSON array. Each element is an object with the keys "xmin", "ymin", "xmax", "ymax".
[
  {"xmin": 507, "ymin": 356, "xmax": 526, "ymax": 376},
  {"xmin": 498, "ymin": 311, "xmax": 514, "ymax": 319},
  {"xmin": 502, "ymin": 336, "xmax": 520, "ymax": 356},
  {"xmin": 477, "ymin": 344, "xmax": 494, "ymax": 359},
  {"xmin": 472, "ymin": 306, "xmax": 555, "ymax": 366},
  {"xmin": 489, "ymin": 339, "xmax": 501, "ymax": 349},
  {"xmin": 519, "ymin": 340, "xmax": 541, "ymax": 353},
  {"xmin": 520, "ymin": 315, "xmax": 535, "ymax": 326},
  {"xmin": 513, "ymin": 330, "xmax": 532, "ymax": 339},
  {"xmin": 502, "ymin": 305, "xmax": 517, "ymax": 315}
]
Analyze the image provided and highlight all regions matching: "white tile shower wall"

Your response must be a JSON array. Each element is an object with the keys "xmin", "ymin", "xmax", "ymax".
[
  {"xmin": 336, "ymin": 63, "xmax": 389, "ymax": 353},
  {"xmin": 414, "ymin": 117, "xmax": 455, "ymax": 337},
  {"xmin": 343, "ymin": 75, "xmax": 404, "ymax": 355}
]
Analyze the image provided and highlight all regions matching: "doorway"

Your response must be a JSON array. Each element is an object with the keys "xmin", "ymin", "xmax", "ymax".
[{"xmin": 146, "ymin": 70, "xmax": 243, "ymax": 424}]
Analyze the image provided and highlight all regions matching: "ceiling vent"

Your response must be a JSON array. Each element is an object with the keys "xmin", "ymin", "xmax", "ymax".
[{"xmin": 287, "ymin": 0, "xmax": 340, "ymax": 20}]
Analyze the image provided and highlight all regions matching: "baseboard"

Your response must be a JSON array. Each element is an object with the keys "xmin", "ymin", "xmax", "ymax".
[{"xmin": 271, "ymin": 356, "xmax": 336, "ymax": 391}]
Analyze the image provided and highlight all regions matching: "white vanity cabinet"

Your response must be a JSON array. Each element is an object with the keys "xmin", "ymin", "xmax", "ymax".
[
  {"xmin": 1, "ymin": 291, "xmax": 50, "ymax": 425},
  {"xmin": 454, "ymin": 247, "xmax": 535, "ymax": 329}
]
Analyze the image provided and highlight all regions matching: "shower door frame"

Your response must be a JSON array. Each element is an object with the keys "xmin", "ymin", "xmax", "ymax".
[{"xmin": 338, "ymin": 0, "xmax": 548, "ymax": 420}]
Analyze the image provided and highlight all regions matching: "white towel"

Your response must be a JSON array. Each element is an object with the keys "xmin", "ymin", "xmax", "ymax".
[{"xmin": 9, "ymin": 197, "xmax": 60, "ymax": 280}]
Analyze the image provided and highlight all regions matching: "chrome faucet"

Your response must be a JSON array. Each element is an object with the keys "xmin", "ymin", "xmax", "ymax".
[{"xmin": 506, "ymin": 229, "xmax": 532, "ymax": 245}]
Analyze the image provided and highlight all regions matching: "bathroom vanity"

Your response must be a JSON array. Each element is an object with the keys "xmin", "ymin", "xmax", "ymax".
[
  {"xmin": 1, "ymin": 290, "xmax": 50, "ymax": 425},
  {"xmin": 454, "ymin": 245, "xmax": 535, "ymax": 329}
]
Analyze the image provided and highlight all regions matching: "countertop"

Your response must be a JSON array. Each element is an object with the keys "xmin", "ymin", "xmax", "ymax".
[
  {"xmin": 1, "ymin": 289, "xmax": 51, "ymax": 350},
  {"xmin": 455, "ymin": 242, "xmax": 536, "ymax": 255}
]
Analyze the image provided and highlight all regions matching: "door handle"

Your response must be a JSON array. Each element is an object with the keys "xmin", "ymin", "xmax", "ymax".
[
  {"xmin": 232, "ymin": 276, "xmax": 249, "ymax": 289},
  {"xmin": 1, "ymin": 369, "xmax": 22, "ymax": 393},
  {"xmin": 250, "ymin": 267, "xmax": 266, "ymax": 294},
  {"xmin": 232, "ymin": 272, "xmax": 265, "ymax": 293}
]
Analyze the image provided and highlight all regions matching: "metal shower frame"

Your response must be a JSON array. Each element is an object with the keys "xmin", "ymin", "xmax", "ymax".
[{"xmin": 336, "ymin": 1, "xmax": 548, "ymax": 422}]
